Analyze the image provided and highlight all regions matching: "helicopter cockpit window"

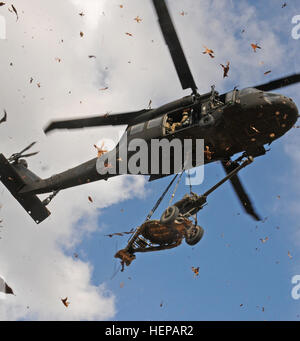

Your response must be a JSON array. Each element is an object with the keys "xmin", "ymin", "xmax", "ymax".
[
  {"xmin": 225, "ymin": 91, "xmax": 235, "ymax": 103},
  {"xmin": 130, "ymin": 122, "xmax": 144, "ymax": 135},
  {"xmin": 147, "ymin": 116, "xmax": 162, "ymax": 129},
  {"xmin": 239, "ymin": 88, "xmax": 259, "ymax": 96}
]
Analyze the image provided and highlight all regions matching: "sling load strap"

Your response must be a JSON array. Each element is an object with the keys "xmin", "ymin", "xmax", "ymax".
[
  {"xmin": 169, "ymin": 170, "xmax": 185, "ymax": 205},
  {"xmin": 186, "ymin": 169, "xmax": 198, "ymax": 224},
  {"xmin": 145, "ymin": 173, "xmax": 178, "ymax": 221},
  {"xmin": 187, "ymin": 169, "xmax": 192, "ymax": 194}
]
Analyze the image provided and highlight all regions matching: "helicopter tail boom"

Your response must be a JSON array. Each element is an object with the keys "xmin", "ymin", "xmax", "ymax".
[{"xmin": 0, "ymin": 153, "xmax": 51, "ymax": 224}]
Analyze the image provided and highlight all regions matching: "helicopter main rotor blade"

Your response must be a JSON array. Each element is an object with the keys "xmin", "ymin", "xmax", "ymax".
[
  {"xmin": 221, "ymin": 160, "xmax": 261, "ymax": 221},
  {"xmin": 152, "ymin": 0, "xmax": 198, "ymax": 94},
  {"xmin": 253, "ymin": 73, "xmax": 300, "ymax": 92},
  {"xmin": 44, "ymin": 110, "xmax": 150, "ymax": 134}
]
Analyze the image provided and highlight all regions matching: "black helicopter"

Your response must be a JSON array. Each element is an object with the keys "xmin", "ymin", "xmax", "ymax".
[{"xmin": 0, "ymin": 0, "xmax": 299, "ymax": 224}]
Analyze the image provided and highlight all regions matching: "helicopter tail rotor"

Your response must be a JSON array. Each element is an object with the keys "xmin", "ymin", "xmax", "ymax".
[
  {"xmin": 221, "ymin": 158, "xmax": 261, "ymax": 221},
  {"xmin": 8, "ymin": 142, "xmax": 39, "ymax": 163}
]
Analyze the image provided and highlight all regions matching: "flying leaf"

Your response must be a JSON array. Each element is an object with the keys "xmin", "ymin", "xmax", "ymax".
[
  {"xmin": 134, "ymin": 16, "xmax": 142, "ymax": 23},
  {"xmin": 220, "ymin": 61, "xmax": 230, "ymax": 78},
  {"xmin": 191, "ymin": 266, "xmax": 199, "ymax": 277},
  {"xmin": 94, "ymin": 143, "xmax": 108, "ymax": 158},
  {"xmin": 125, "ymin": 32, "xmax": 133, "ymax": 37},
  {"xmin": 0, "ymin": 276, "xmax": 14, "ymax": 295},
  {"xmin": 264, "ymin": 70, "xmax": 272, "ymax": 75},
  {"xmin": 8, "ymin": 4, "xmax": 18, "ymax": 21},
  {"xmin": 0, "ymin": 110, "xmax": 7, "ymax": 125},
  {"xmin": 80, "ymin": 31, "xmax": 84, "ymax": 38},
  {"xmin": 0, "ymin": 2, "xmax": 6, "ymax": 7},
  {"xmin": 61, "ymin": 297, "xmax": 70, "ymax": 308},
  {"xmin": 260, "ymin": 237, "xmax": 269, "ymax": 243},
  {"xmin": 251, "ymin": 43, "xmax": 261, "ymax": 52},
  {"xmin": 202, "ymin": 46, "xmax": 214, "ymax": 58},
  {"xmin": 88, "ymin": 196, "xmax": 93, "ymax": 203}
]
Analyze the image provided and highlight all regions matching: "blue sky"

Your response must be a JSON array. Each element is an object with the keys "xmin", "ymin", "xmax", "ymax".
[
  {"xmin": 0, "ymin": 0, "xmax": 299, "ymax": 321},
  {"xmin": 71, "ymin": 0, "xmax": 300, "ymax": 321}
]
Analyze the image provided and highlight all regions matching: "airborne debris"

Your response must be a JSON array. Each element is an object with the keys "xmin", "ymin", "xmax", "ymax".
[
  {"xmin": 134, "ymin": 16, "xmax": 142, "ymax": 23},
  {"xmin": 288, "ymin": 251, "xmax": 292, "ymax": 259},
  {"xmin": 80, "ymin": 31, "xmax": 84, "ymax": 38},
  {"xmin": 0, "ymin": 276, "xmax": 14, "ymax": 295},
  {"xmin": 282, "ymin": 2, "xmax": 287, "ymax": 8},
  {"xmin": 264, "ymin": 70, "xmax": 272, "ymax": 75},
  {"xmin": 220, "ymin": 62, "xmax": 230, "ymax": 78},
  {"xmin": 260, "ymin": 237, "xmax": 269, "ymax": 243},
  {"xmin": 0, "ymin": 110, "xmax": 7, "ymax": 125},
  {"xmin": 61, "ymin": 297, "xmax": 70, "ymax": 308},
  {"xmin": 250, "ymin": 125, "xmax": 260, "ymax": 133},
  {"xmin": 88, "ymin": 196, "xmax": 93, "ymax": 203},
  {"xmin": 94, "ymin": 142, "xmax": 108, "ymax": 158},
  {"xmin": 204, "ymin": 145, "xmax": 213, "ymax": 160},
  {"xmin": 8, "ymin": 4, "xmax": 18, "ymax": 21},
  {"xmin": 180, "ymin": 11, "xmax": 187, "ymax": 16},
  {"xmin": 0, "ymin": 2, "xmax": 5, "ymax": 7},
  {"xmin": 191, "ymin": 266, "xmax": 199, "ymax": 277},
  {"xmin": 202, "ymin": 46, "xmax": 214, "ymax": 58},
  {"xmin": 79, "ymin": 12, "xmax": 85, "ymax": 16},
  {"xmin": 125, "ymin": 32, "xmax": 133, "ymax": 37},
  {"xmin": 251, "ymin": 43, "xmax": 261, "ymax": 52}
]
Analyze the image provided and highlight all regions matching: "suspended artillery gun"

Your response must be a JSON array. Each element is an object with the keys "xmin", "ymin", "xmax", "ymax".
[{"xmin": 115, "ymin": 155, "xmax": 254, "ymax": 270}]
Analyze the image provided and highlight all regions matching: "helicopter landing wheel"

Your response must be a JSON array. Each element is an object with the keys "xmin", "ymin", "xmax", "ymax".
[
  {"xmin": 160, "ymin": 205, "xmax": 179, "ymax": 225},
  {"xmin": 185, "ymin": 225, "xmax": 204, "ymax": 246}
]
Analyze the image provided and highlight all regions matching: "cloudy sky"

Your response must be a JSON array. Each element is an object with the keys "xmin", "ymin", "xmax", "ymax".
[{"xmin": 0, "ymin": 0, "xmax": 299, "ymax": 321}]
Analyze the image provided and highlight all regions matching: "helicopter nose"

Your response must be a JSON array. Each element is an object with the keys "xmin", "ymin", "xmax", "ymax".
[
  {"xmin": 265, "ymin": 93, "xmax": 299, "ymax": 136},
  {"xmin": 277, "ymin": 95, "xmax": 298, "ymax": 125}
]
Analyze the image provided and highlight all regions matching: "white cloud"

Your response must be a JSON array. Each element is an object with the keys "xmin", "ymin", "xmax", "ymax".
[{"xmin": 0, "ymin": 0, "xmax": 298, "ymax": 320}]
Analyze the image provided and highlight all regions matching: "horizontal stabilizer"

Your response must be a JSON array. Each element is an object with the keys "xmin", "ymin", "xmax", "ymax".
[{"xmin": 0, "ymin": 154, "xmax": 51, "ymax": 224}]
